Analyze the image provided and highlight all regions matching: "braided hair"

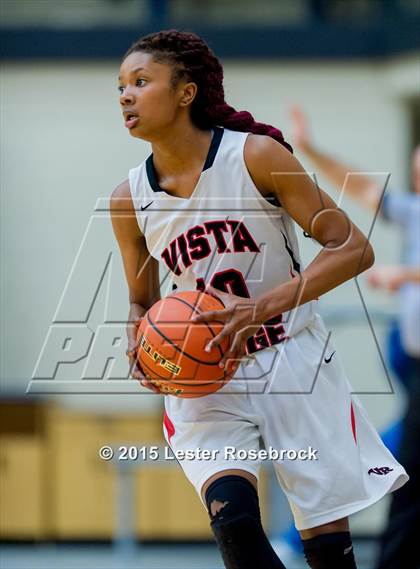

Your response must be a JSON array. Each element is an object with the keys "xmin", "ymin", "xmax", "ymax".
[{"xmin": 124, "ymin": 30, "xmax": 293, "ymax": 153}]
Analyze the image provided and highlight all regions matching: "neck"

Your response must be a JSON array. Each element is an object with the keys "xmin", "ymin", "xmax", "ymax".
[{"xmin": 150, "ymin": 120, "xmax": 213, "ymax": 175}]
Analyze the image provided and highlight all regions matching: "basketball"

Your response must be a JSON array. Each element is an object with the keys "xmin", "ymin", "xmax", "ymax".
[{"xmin": 136, "ymin": 290, "xmax": 239, "ymax": 397}]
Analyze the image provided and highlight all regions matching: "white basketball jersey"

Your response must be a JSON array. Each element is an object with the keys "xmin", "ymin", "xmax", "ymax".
[{"xmin": 128, "ymin": 127, "xmax": 316, "ymax": 354}]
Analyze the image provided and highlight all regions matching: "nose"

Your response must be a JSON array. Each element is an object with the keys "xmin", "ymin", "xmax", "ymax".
[{"xmin": 119, "ymin": 88, "xmax": 135, "ymax": 106}]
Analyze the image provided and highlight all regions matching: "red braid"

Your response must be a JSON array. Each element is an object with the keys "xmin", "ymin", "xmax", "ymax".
[{"xmin": 124, "ymin": 30, "xmax": 293, "ymax": 153}]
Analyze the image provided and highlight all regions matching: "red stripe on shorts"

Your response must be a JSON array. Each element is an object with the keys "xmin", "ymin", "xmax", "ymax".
[
  {"xmin": 163, "ymin": 410, "xmax": 175, "ymax": 442},
  {"xmin": 350, "ymin": 401, "xmax": 357, "ymax": 444}
]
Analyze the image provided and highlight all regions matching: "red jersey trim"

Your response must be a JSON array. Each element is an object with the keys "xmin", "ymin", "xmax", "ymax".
[{"xmin": 163, "ymin": 410, "xmax": 175, "ymax": 442}]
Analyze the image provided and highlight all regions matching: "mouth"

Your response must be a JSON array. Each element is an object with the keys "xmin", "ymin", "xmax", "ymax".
[{"xmin": 123, "ymin": 111, "xmax": 140, "ymax": 129}]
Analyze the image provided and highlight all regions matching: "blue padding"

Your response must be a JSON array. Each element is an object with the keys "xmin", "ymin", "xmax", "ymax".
[
  {"xmin": 381, "ymin": 420, "xmax": 403, "ymax": 456},
  {"xmin": 387, "ymin": 321, "xmax": 417, "ymax": 389}
]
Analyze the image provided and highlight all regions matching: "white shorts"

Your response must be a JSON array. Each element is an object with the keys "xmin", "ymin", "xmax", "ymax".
[{"xmin": 163, "ymin": 313, "xmax": 408, "ymax": 531}]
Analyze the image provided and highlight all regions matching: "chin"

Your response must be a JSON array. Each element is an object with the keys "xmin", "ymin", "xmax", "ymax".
[
  {"xmin": 131, "ymin": 128, "xmax": 155, "ymax": 143},
  {"xmin": 129, "ymin": 126, "xmax": 146, "ymax": 140}
]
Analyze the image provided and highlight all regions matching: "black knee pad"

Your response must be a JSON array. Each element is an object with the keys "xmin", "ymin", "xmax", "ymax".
[
  {"xmin": 205, "ymin": 475, "xmax": 285, "ymax": 569},
  {"xmin": 205, "ymin": 474, "xmax": 260, "ymax": 522},
  {"xmin": 302, "ymin": 532, "xmax": 357, "ymax": 569}
]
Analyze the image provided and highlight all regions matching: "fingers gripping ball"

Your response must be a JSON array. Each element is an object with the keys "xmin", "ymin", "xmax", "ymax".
[{"xmin": 136, "ymin": 291, "xmax": 239, "ymax": 397}]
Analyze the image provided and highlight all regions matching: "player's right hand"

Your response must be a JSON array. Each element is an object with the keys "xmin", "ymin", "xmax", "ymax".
[{"xmin": 126, "ymin": 305, "xmax": 162, "ymax": 394}]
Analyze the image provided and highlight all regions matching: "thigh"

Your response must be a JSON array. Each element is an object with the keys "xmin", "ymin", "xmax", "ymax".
[
  {"xmin": 299, "ymin": 516, "xmax": 349, "ymax": 539},
  {"xmin": 163, "ymin": 387, "xmax": 263, "ymax": 504},
  {"xmin": 201, "ymin": 469, "xmax": 258, "ymax": 502},
  {"xmin": 256, "ymin": 314, "xmax": 408, "ymax": 531}
]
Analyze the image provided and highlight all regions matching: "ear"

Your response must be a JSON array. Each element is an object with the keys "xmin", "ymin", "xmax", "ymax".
[{"xmin": 179, "ymin": 82, "xmax": 197, "ymax": 107}]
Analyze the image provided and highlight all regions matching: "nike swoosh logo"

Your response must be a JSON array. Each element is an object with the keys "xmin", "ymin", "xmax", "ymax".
[
  {"xmin": 140, "ymin": 201, "xmax": 153, "ymax": 211},
  {"xmin": 324, "ymin": 351, "xmax": 336, "ymax": 364},
  {"xmin": 303, "ymin": 231, "xmax": 312, "ymax": 238}
]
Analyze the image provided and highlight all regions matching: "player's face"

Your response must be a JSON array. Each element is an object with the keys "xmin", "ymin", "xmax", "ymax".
[
  {"xmin": 412, "ymin": 146, "xmax": 420, "ymax": 194},
  {"xmin": 118, "ymin": 51, "xmax": 183, "ymax": 141}
]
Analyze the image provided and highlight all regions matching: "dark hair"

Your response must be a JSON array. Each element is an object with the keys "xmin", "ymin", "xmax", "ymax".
[{"xmin": 124, "ymin": 30, "xmax": 293, "ymax": 153}]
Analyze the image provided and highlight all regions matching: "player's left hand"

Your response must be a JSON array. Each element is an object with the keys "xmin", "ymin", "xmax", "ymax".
[{"xmin": 191, "ymin": 285, "xmax": 264, "ymax": 368}]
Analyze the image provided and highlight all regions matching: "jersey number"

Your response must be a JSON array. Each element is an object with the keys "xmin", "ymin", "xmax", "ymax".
[
  {"xmin": 195, "ymin": 269, "xmax": 286, "ymax": 354},
  {"xmin": 196, "ymin": 268, "xmax": 250, "ymax": 298}
]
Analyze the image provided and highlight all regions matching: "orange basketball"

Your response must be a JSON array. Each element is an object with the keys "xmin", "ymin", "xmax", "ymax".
[{"xmin": 136, "ymin": 291, "xmax": 239, "ymax": 397}]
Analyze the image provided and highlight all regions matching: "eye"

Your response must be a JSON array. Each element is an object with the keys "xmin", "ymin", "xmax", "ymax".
[
  {"xmin": 118, "ymin": 85, "xmax": 124, "ymax": 94},
  {"xmin": 136, "ymin": 78, "xmax": 146, "ymax": 87}
]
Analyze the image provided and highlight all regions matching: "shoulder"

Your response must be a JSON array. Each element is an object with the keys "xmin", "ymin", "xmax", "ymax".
[
  {"xmin": 110, "ymin": 179, "xmax": 134, "ymax": 211},
  {"xmin": 244, "ymin": 134, "xmax": 296, "ymax": 172},
  {"xmin": 383, "ymin": 190, "xmax": 419, "ymax": 211},
  {"xmin": 112, "ymin": 178, "xmax": 131, "ymax": 199},
  {"xmin": 243, "ymin": 134, "xmax": 299, "ymax": 194},
  {"xmin": 110, "ymin": 179, "xmax": 144, "ymax": 239},
  {"xmin": 380, "ymin": 190, "xmax": 419, "ymax": 226}
]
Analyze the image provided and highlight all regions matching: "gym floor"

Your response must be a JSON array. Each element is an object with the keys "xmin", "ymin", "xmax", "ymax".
[{"xmin": 0, "ymin": 539, "xmax": 378, "ymax": 569}]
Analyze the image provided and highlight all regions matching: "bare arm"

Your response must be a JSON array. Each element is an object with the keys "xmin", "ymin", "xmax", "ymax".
[
  {"xmin": 111, "ymin": 179, "xmax": 160, "ymax": 308},
  {"xmin": 110, "ymin": 179, "xmax": 161, "ymax": 390},
  {"xmin": 290, "ymin": 106, "xmax": 382, "ymax": 211},
  {"xmin": 245, "ymin": 135, "xmax": 375, "ymax": 321}
]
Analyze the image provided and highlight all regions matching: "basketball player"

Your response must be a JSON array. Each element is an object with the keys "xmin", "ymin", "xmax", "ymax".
[{"xmin": 111, "ymin": 31, "xmax": 408, "ymax": 569}]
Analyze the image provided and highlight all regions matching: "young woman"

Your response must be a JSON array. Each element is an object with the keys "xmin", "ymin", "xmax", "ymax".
[{"xmin": 111, "ymin": 30, "xmax": 408, "ymax": 569}]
